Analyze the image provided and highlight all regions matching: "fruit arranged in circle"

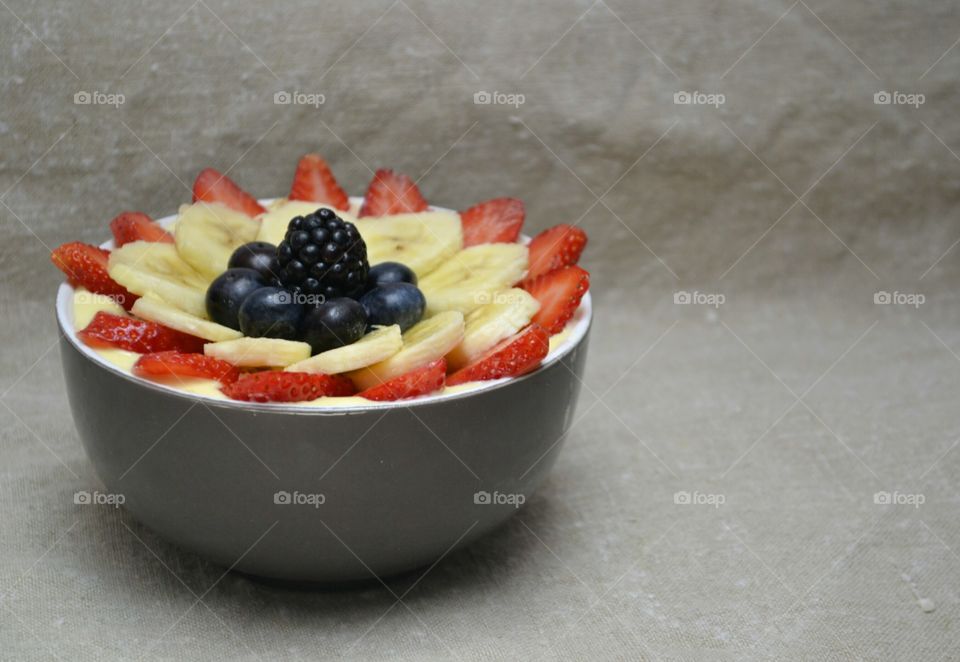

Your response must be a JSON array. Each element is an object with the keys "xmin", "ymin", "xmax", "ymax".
[
  {"xmin": 524, "ymin": 224, "xmax": 588, "ymax": 283},
  {"xmin": 206, "ymin": 268, "xmax": 267, "ymax": 330},
  {"xmin": 446, "ymin": 288, "xmax": 540, "ymax": 370},
  {"xmin": 228, "ymin": 241, "xmax": 279, "ymax": 281},
  {"xmin": 359, "ymin": 282, "xmax": 425, "ymax": 332},
  {"xmin": 51, "ymin": 242, "xmax": 138, "ymax": 311},
  {"xmin": 222, "ymin": 371, "xmax": 355, "ymax": 403},
  {"xmin": 289, "ymin": 153, "xmax": 350, "ymax": 210},
  {"xmin": 238, "ymin": 287, "xmax": 304, "ymax": 340},
  {"xmin": 108, "ymin": 241, "xmax": 208, "ymax": 317},
  {"xmin": 286, "ymin": 324, "xmax": 402, "ymax": 375},
  {"xmin": 522, "ymin": 265, "xmax": 590, "ymax": 334},
  {"xmin": 192, "ymin": 168, "xmax": 266, "ymax": 217},
  {"xmin": 354, "ymin": 212, "xmax": 462, "ymax": 278},
  {"xmin": 133, "ymin": 296, "xmax": 242, "ymax": 342},
  {"xmin": 366, "ymin": 261, "xmax": 417, "ymax": 289},
  {"xmin": 204, "ymin": 337, "xmax": 311, "ymax": 368},
  {"xmin": 133, "ymin": 351, "xmax": 240, "ymax": 385},
  {"xmin": 299, "ymin": 298, "xmax": 368, "ymax": 354},
  {"xmin": 360, "ymin": 169, "xmax": 428, "ymax": 217},
  {"xmin": 110, "ymin": 211, "xmax": 173, "ymax": 247},
  {"xmin": 78, "ymin": 311, "xmax": 205, "ymax": 354},
  {"xmin": 446, "ymin": 324, "xmax": 550, "ymax": 386},
  {"xmin": 419, "ymin": 243, "xmax": 528, "ymax": 316},
  {"xmin": 276, "ymin": 208, "xmax": 369, "ymax": 299},
  {"xmin": 459, "ymin": 198, "xmax": 525, "ymax": 247},
  {"xmin": 358, "ymin": 358, "xmax": 447, "ymax": 401}
]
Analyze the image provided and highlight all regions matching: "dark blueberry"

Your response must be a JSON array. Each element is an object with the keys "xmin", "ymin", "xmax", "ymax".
[
  {"xmin": 205, "ymin": 268, "xmax": 267, "ymax": 330},
  {"xmin": 238, "ymin": 287, "xmax": 304, "ymax": 340},
  {"xmin": 366, "ymin": 261, "xmax": 417, "ymax": 290},
  {"xmin": 300, "ymin": 298, "xmax": 368, "ymax": 354},
  {"xmin": 359, "ymin": 283, "xmax": 425, "ymax": 332},
  {"xmin": 227, "ymin": 242, "xmax": 278, "ymax": 281}
]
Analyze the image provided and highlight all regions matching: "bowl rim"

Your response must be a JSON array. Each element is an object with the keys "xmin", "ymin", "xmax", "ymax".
[{"xmin": 55, "ymin": 198, "xmax": 592, "ymax": 414}]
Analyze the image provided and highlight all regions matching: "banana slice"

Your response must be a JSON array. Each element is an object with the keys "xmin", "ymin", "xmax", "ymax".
[
  {"xmin": 446, "ymin": 288, "xmax": 540, "ymax": 370},
  {"xmin": 354, "ymin": 211, "xmax": 462, "ymax": 278},
  {"xmin": 286, "ymin": 325, "xmax": 402, "ymax": 375},
  {"xmin": 108, "ymin": 241, "xmax": 209, "ymax": 318},
  {"xmin": 349, "ymin": 312, "xmax": 464, "ymax": 390},
  {"xmin": 418, "ymin": 243, "xmax": 528, "ymax": 316},
  {"xmin": 131, "ymin": 296, "xmax": 242, "ymax": 342},
  {"xmin": 256, "ymin": 200, "xmax": 359, "ymax": 245},
  {"xmin": 204, "ymin": 337, "xmax": 311, "ymax": 367},
  {"xmin": 175, "ymin": 202, "xmax": 261, "ymax": 280}
]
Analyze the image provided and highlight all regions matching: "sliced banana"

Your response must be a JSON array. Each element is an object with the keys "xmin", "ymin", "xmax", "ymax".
[
  {"xmin": 349, "ymin": 312, "xmax": 464, "ymax": 390},
  {"xmin": 286, "ymin": 325, "xmax": 402, "ymax": 375},
  {"xmin": 175, "ymin": 202, "xmax": 261, "ymax": 280},
  {"xmin": 354, "ymin": 211, "xmax": 462, "ymax": 278},
  {"xmin": 256, "ymin": 200, "xmax": 359, "ymax": 245},
  {"xmin": 108, "ymin": 241, "xmax": 209, "ymax": 318},
  {"xmin": 131, "ymin": 296, "xmax": 242, "ymax": 342},
  {"xmin": 446, "ymin": 288, "xmax": 540, "ymax": 370},
  {"xmin": 418, "ymin": 243, "xmax": 528, "ymax": 316},
  {"xmin": 204, "ymin": 337, "xmax": 311, "ymax": 367}
]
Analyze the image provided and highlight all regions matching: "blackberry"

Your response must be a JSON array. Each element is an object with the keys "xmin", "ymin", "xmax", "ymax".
[{"xmin": 275, "ymin": 208, "xmax": 368, "ymax": 300}]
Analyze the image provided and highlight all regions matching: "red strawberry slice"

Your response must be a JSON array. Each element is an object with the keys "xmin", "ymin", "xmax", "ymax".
[
  {"xmin": 192, "ymin": 168, "xmax": 266, "ymax": 217},
  {"xmin": 51, "ymin": 242, "xmax": 138, "ymax": 311},
  {"xmin": 359, "ymin": 169, "xmax": 428, "ymax": 217},
  {"xmin": 134, "ymin": 351, "xmax": 239, "ymax": 385},
  {"xmin": 359, "ymin": 358, "xmax": 447, "ymax": 401},
  {"xmin": 109, "ymin": 211, "xmax": 174, "ymax": 247},
  {"xmin": 521, "ymin": 265, "xmax": 589, "ymax": 334},
  {"xmin": 289, "ymin": 153, "xmax": 350, "ymax": 210},
  {"xmin": 222, "ymin": 371, "xmax": 355, "ymax": 402},
  {"xmin": 446, "ymin": 325, "xmax": 550, "ymax": 386},
  {"xmin": 459, "ymin": 198, "xmax": 525, "ymax": 247},
  {"xmin": 525, "ymin": 224, "xmax": 588, "ymax": 282},
  {"xmin": 78, "ymin": 311, "xmax": 206, "ymax": 354}
]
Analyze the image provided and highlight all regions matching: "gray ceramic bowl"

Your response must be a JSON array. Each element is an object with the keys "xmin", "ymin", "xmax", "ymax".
[{"xmin": 56, "ymin": 201, "xmax": 591, "ymax": 582}]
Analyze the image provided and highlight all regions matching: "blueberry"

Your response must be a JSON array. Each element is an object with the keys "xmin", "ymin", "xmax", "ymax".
[
  {"xmin": 359, "ymin": 283, "xmax": 425, "ymax": 332},
  {"xmin": 366, "ymin": 261, "xmax": 417, "ymax": 290},
  {"xmin": 238, "ymin": 287, "xmax": 304, "ymax": 340},
  {"xmin": 228, "ymin": 242, "xmax": 278, "ymax": 281},
  {"xmin": 205, "ymin": 268, "xmax": 267, "ymax": 330},
  {"xmin": 300, "ymin": 298, "xmax": 368, "ymax": 354}
]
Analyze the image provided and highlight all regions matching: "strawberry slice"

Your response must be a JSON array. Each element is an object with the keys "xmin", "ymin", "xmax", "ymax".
[
  {"xmin": 521, "ymin": 265, "xmax": 589, "ymax": 334},
  {"xmin": 289, "ymin": 153, "xmax": 350, "ymax": 210},
  {"xmin": 78, "ymin": 311, "xmax": 206, "ymax": 354},
  {"xmin": 109, "ymin": 211, "xmax": 174, "ymax": 247},
  {"xmin": 446, "ymin": 325, "xmax": 550, "ymax": 386},
  {"xmin": 525, "ymin": 224, "xmax": 588, "ymax": 282},
  {"xmin": 359, "ymin": 169, "xmax": 428, "ymax": 217},
  {"xmin": 459, "ymin": 198, "xmax": 525, "ymax": 247},
  {"xmin": 134, "ymin": 351, "xmax": 239, "ymax": 385},
  {"xmin": 51, "ymin": 242, "xmax": 138, "ymax": 311},
  {"xmin": 222, "ymin": 371, "xmax": 355, "ymax": 402},
  {"xmin": 359, "ymin": 358, "xmax": 447, "ymax": 401},
  {"xmin": 192, "ymin": 168, "xmax": 266, "ymax": 217}
]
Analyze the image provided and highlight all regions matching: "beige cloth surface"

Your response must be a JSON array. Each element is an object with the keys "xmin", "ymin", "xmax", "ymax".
[{"xmin": 2, "ymin": 0, "xmax": 960, "ymax": 659}]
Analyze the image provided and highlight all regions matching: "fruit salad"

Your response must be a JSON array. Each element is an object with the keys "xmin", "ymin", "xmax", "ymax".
[{"xmin": 52, "ymin": 155, "xmax": 590, "ymax": 404}]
